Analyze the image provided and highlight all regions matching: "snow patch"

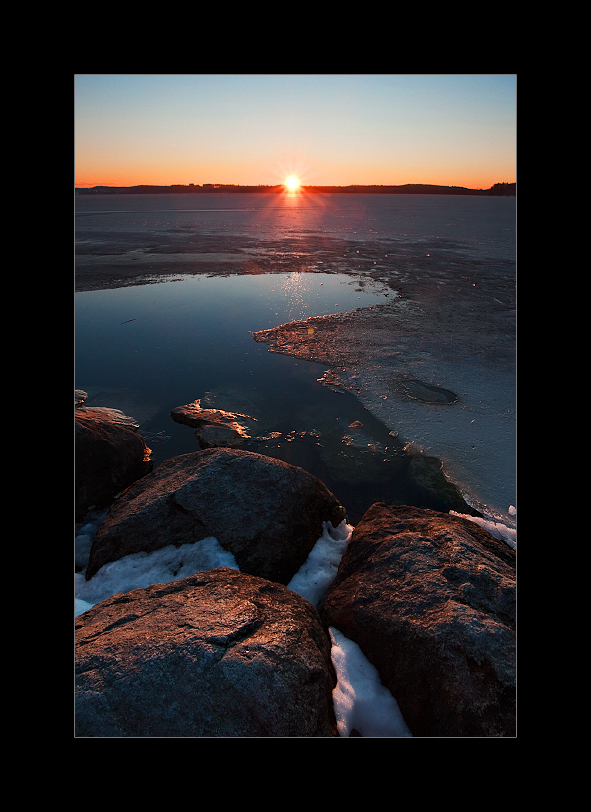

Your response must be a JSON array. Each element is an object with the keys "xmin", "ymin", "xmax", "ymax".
[
  {"xmin": 449, "ymin": 507, "xmax": 516, "ymax": 549},
  {"xmin": 329, "ymin": 627, "xmax": 412, "ymax": 737},
  {"xmin": 287, "ymin": 520, "xmax": 353, "ymax": 607},
  {"xmin": 75, "ymin": 536, "xmax": 238, "ymax": 615}
]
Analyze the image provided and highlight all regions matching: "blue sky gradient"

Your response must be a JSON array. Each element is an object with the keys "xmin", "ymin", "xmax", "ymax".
[{"xmin": 74, "ymin": 74, "xmax": 516, "ymax": 189}]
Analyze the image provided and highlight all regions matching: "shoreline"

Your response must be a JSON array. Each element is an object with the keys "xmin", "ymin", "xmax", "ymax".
[{"xmin": 251, "ymin": 298, "xmax": 515, "ymax": 525}]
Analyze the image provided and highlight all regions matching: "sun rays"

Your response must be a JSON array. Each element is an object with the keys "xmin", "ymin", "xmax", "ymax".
[{"xmin": 284, "ymin": 175, "xmax": 301, "ymax": 192}]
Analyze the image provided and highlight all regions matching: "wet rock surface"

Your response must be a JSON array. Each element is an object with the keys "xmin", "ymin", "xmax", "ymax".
[
  {"xmin": 86, "ymin": 448, "xmax": 347, "ymax": 584},
  {"xmin": 320, "ymin": 502, "xmax": 516, "ymax": 737},
  {"xmin": 407, "ymin": 453, "xmax": 476, "ymax": 514},
  {"xmin": 75, "ymin": 399, "xmax": 153, "ymax": 521},
  {"xmin": 75, "ymin": 567, "xmax": 338, "ymax": 737},
  {"xmin": 170, "ymin": 398, "xmax": 258, "ymax": 449}
]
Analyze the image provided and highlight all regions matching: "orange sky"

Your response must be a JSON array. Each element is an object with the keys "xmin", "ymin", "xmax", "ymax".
[{"xmin": 75, "ymin": 74, "xmax": 516, "ymax": 190}]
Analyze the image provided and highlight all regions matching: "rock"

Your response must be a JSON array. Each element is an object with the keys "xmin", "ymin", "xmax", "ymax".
[
  {"xmin": 86, "ymin": 448, "xmax": 347, "ymax": 584},
  {"xmin": 194, "ymin": 422, "xmax": 248, "ymax": 449},
  {"xmin": 320, "ymin": 503, "xmax": 516, "ymax": 737},
  {"xmin": 75, "ymin": 406, "xmax": 153, "ymax": 521},
  {"xmin": 407, "ymin": 453, "xmax": 481, "ymax": 515},
  {"xmin": 171, "ymin": 399, "xmax": 257, "ymax": 449},
  {"xmin": 75, "ymin": 568, "xmax": 338, "ymax": 737}
]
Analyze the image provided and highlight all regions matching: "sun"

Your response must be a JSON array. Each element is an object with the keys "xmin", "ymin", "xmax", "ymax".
[{"xmin": 285, "ymin": 175, "xmax": 300, "ymax": 192}]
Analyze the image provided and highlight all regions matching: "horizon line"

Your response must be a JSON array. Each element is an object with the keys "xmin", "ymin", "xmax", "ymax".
[{"xmin": 75, "ymin": 180, "xmax": 515, "ymax": 191}]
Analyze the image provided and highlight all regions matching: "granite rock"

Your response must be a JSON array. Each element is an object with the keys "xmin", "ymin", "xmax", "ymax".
[
  {"xmin": 86, "ymin": 448, "xmax": 347, "ymax": 584},
  {"xmin": 321, "ymin": 502, "xmax": 516, "ymax": 737},
  {"xmin": 75, "ymin": 568, "xmax": 338, "ymax": 737},
  {"xmin": 75, "ymin": 406, "xmax": 153, "ymax": 521}
]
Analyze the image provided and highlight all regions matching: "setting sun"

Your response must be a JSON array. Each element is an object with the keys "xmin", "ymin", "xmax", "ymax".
[{"xmin": 285, "ymin": 175, "xmax": 300, "ymax": 192}]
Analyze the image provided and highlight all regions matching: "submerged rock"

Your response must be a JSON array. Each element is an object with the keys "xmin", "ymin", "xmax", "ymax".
[
  {"xmin": 407, "ymin": 453, "xmax": 480, "ymax": 515},
  {"xmin": 86, "ymin": 448, "xmax": 347, "ymax": 584},
  {"xmin": 75, "ymin": 568, "xmax": 338, "ymax": 737},
  {"xmin": 75, "ymin": 406, "xmax": 153, "ymax": 521},
  {"xmin": 171, "ymin": 398, "xmax": 258, "ymax": 448},
  {"xmin": 321, "ymin": 502, "xmax": 516, "ymax": 737}
]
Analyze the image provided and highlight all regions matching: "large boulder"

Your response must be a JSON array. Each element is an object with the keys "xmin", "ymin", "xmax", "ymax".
[
  {"xmin": 75, "ymin": 406, "xmax": 153, "ymax": 521},
  {"xmin": 75, "ymin": 568, "xmax": 338, "ymax": 737},
  {"xmin": 321, "ymin": 503, "xmax": 516, "ymax": 737},
  {"xmin": 86, "ymin": 448, "xmax": 347, "ymax": 584}
]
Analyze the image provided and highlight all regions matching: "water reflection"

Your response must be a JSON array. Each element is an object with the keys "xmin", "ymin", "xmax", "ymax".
[
  {"xmin": 279, "ymin": 272, "xmax": 314, "ymax": 323},
  {"xmin": 75, "ymin": 270, "xmax": 387, "ymax": 441},
  {"xmin": 76, "ymin": 271, "xmax": 423, "ymax": 523}
]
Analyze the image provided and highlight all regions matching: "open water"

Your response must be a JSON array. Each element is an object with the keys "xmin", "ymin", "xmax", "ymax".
[{"xmin": 75, "ymin": 192, "xmax": 516, "ymax": 525}]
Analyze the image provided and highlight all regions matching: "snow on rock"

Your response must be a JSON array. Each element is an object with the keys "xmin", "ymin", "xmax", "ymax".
[
  {"xmin": 75, "ymin": 536, "xmax": 238, "ymax": 615},
  {"xmin": 329, "ymin": 627, "xmax": 412, "ymax": 737},
  {"xmin": 287, "ymin": 520, "xmax": 353, "ymax": 607},
  {"xmin": 74, "ymin": 511, "xmax": 412, "ymax": 736},
  {"xmin": 449, "ymin": 508, "xmax": 516, "ymax": 550}
]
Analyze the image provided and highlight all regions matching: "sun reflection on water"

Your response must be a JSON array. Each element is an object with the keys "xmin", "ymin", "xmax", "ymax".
[{"xmin": 280, "ymin": 271, "xmax": 312, "ymax": 323}]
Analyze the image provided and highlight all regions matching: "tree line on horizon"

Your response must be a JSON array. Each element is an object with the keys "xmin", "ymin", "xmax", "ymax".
[{"xmin": 76, "ymin": 182, "xmax": 516, "ymax": 196}]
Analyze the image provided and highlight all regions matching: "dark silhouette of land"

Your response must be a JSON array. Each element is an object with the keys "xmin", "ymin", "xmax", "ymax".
[{"xmin": 76, "ymin": 182, "xmax": 516, "ymax": 196}]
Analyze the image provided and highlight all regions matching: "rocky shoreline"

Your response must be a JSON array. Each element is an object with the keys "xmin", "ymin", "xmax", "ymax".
[{"xmin": 75, "ymin": 401, "xmax": 516, "ymax": 737}]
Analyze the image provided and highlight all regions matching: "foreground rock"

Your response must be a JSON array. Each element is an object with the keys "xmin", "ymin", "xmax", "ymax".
[
  {"xmin": 170, "ymin": 399, "xmax": 258, "ymax": 448},
  {"xmin": 321, "ymin": 503, "xmax": 516, "ymax": 737},
  {"xmin": 75, "ymin": 405, "xmax": 153, "ymax": 521},
  {"xmin": 86, "ymin": 448, "xmax": 347, "ymax": 583},
  {"xmin": 75, "ymin": 568, "xmax": 338, "ymax": 737}
]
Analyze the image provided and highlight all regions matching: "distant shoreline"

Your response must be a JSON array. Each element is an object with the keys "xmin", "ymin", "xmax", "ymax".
[{"xmin": 75, "ymin": 182, "xmax": 516, "ymax": 197}]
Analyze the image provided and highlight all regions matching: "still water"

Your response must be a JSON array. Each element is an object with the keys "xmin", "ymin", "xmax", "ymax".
[
  {"xmin": 75, "ymin": 271, "xmax": 406, "ymax": 523},
  {"xmin": 75, "ymin": 269, "xmax": 387, "ymax": 416}
]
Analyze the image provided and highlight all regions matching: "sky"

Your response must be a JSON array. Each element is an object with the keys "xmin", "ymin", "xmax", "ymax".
[{"xmin": 74, "ymin": 74, "xmax": 516, "ymax": 190}]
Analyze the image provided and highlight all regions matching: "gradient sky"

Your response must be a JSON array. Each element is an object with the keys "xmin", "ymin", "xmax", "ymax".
[{"xmin": 74, "ymin": 74, "xmax": 516, "ymax": 189}]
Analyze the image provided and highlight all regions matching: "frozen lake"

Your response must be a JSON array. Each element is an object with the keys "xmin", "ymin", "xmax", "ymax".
[{"xmin": 75, "ymin": 191, "xmax": 516, "ymax": 524}]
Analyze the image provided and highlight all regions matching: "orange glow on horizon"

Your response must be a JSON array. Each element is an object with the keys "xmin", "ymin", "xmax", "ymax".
[
  {"xmin": 74, "ymin": 174, "xmax": 514, "ymax": 190},
  {"xmin": 74, "ymin": 163, "xmax": 515, "ymax": 192},
  {"xmin": 74, "ymin": 151, "xmax": 514, "ymax": 191}
]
